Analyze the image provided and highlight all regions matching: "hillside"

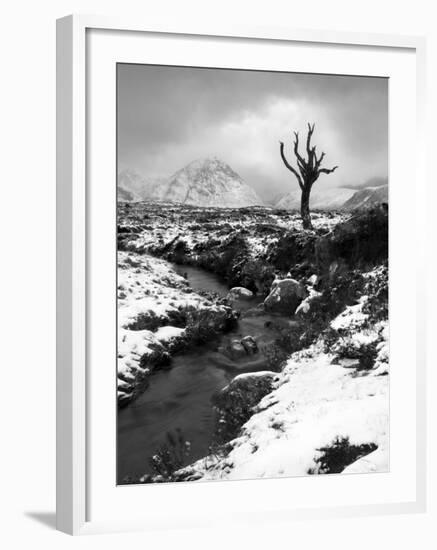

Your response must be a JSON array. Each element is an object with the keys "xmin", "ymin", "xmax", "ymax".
[{"xmin": 342, "ymin": 185, "xmax": 388, "ymax": 210}]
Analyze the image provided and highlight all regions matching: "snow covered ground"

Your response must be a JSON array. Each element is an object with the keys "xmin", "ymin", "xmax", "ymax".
[
  {"xmin": 118, "ymin": 203, "xmax": 349, "ymax": 263},
  {"xmin": 117, "ymin": 204, "xmax": 388, "ymax": 479},
  {"xmin": 177, "ymin": 275, "xmax": 389, "ymax": 480},
  {"xmin": 117, "ymin": 251, "xmax": 234, "ymax": 405}
]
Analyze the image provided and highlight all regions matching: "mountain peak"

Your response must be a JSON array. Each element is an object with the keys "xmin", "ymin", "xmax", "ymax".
[
  {"xmin": 179, "ymin": 157, "xmax": 240, "ymax": 178},
  {"xmin": 190, "ymin": 155, "xmax": 225, "ymax": 165},
  {"xmin": 191, "ymin": 155, "xmax": 222, "ymax": 165},
  {"xmin": 165, "ymin": 157, "xmax": 262, "ymax": 207}
]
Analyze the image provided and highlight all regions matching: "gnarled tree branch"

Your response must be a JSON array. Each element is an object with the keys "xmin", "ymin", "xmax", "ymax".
[
  {"xmin": 315, "ymin": 151, "xmax": 325, "ymax": 169},
  {"xmin": 293, "ymin": 132, "xmax": 306, "ymax": 168},
  {"xmin": 279, "ymin": 141, "xmax": 303, "ymax": 189},
  {"xmin": 319, "ymin": 166, "xmax": 338, "ymax": 175},
  {"xmin": 306, "ymin": 123, "xmax": 315, "ymax": 157}
]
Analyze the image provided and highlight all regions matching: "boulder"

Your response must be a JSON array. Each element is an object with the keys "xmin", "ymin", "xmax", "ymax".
[
  {"xmin": 240, "ymin": 335, "xmax": 258, "ymax": 355},
  {"xmin": 295, "ymin": 289, "xmax": 322, "ymax": 317},
  {"xmin": 226, "ymin": 339, "xmax": 247, "ymax": 360},
  {"xmin": 213, "ymin": 371, "xmax": 277, "ymax": 443},
  {"xmin": 220, "ymin": 335, "xmax": 258, "ymax": 360},
  {"xmin": 227, "ymin": 286, "xmax": 254, "ymax": 300},
  {"xmin": 219, "ymin": 336, "xmax": 258, "ymax": 360},
  {"xmin": 217, "ymin": 372, "xmax": 277, "ymax": 406},
  {"xmin": 264, "ymin": 278, "xmax": 307, "ymax": 315},
  {"xmin": 185, "ymin": 306, "xmax": 238, "ymax": 344}
]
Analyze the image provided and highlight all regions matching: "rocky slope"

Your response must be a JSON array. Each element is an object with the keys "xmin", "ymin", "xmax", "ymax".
[{"xmin": 342, "ymin": 185, "xmax": 388, "ymax": 210}]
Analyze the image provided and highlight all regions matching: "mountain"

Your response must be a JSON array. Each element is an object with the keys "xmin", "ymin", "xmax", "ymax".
[
  {"xmin": 118, "ymin": 158, "xmax": 262, "ymax": 208},
  {"xmin": 274, "ymin": 186, "xmax": 356, "ymax": 211},
  {"xmin": 117, "ymin": 169, "xmax": 167, "ymax": 202},
  {"xmin": 163, "ymin": 157, "xmax": 262, "ymax": 207},
  {"xmin": 162, "ymin": 157, "xmax": 262, "ymax": 207},
  {"xmin": 342, "ymin": 185, "xmax": 388, "ymax": 210}
]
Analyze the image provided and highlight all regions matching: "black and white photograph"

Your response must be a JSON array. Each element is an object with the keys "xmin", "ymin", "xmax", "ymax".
[
  {"xmin": 116, "ymin": 64, "xmax": 389, "ymax": 485},
  {"xmin": 2, "ymin": 0, "xmax": 433, "ymax": 543}
]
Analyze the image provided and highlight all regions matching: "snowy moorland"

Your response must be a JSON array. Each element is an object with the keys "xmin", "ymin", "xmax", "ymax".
[
  {"xmin": 176, "ymin": 272, "xmax": 389, "ymax": 481},
  {"xmin": 117, "ymin": 202, "xmax": 389, "ymax": 481}
]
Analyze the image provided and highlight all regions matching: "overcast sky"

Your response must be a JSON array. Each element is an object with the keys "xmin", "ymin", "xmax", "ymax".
[{"xmin": 117, "ymin": 64, "xmax": 388, "ymax": 201}]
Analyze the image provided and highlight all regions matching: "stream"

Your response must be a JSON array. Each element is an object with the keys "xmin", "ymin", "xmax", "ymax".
[{"xmin": 117, "ymin": 264, "xmax": 292, "ymax": 483}]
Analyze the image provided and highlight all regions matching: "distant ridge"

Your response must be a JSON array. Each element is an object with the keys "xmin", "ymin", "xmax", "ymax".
[
  {"xmin": 274, "ymin": 186, "xmax": 356, "ymax": 211},
  {"xmin": 342, "ymin": 185, "xmax": 388, "ymax": 210},
  {"xmin": 274, "ymin": 182, "xmax": 388, "ymax": 211},
  {"xmin": 118, "ymin": 169, "xmax": 168, "ymax": 202}
]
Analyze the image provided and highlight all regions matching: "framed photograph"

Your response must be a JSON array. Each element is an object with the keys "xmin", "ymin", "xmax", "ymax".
[{"xmin": 56, "ymin": 15, "xmax": 427, "ymax": 535}]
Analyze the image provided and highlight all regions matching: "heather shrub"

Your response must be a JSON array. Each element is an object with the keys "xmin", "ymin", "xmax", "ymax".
[
  {"xmin": 308, "ymin": 436, "xmax": 378, "ymax": 474},
  {"xmin": 362, "ymin": 264, "xmax": 388, "ymax": 324},
  {"xmin": 149, "ymin": 429, "xmax": 191, "ymax": 481},
  {"xmin": 331, "ymin": 335, "xmax": 379, "ymax": 370},
  {"xmin": 316, "ymin": 205, "xmax": 388, "ymax": 273},
  {"xmin": 213, "ymin": 374, "xmax": 275, "ymax": 444}
]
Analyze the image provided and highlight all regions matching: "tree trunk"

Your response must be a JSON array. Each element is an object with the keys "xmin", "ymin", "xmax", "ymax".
[
  {"xmin": 300, "ymin": 186, "xmax": 313, "ymax": 230},
  {"xmin": 279, "ymin": 124, "xmax": 338, "ymax": 231}
]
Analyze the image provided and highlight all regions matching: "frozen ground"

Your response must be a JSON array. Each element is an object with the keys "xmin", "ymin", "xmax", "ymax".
[
  {"xmin": 117, "ymin": 251, "xmax": 235, "ymax": 405},
  {"xmin": 118, "ymin": 203, "xmax": 349, "ymax": 263},
  {"xmin": 117, "ymin": 203, "xmax": 389, "ymax": 479},
  {"xmin": 176, "ymin": 277, "xmax": 389, "ymax": 480}
]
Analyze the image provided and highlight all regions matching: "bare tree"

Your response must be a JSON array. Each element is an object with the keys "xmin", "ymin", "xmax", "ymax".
[{"xmin": 279, "ymin": 123, "xmax": 338, "ymax": 230}]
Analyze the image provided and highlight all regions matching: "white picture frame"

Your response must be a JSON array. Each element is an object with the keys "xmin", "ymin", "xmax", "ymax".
[{"xmin": 56, "ymin": 14, "xmax": 427, "ymax": 535}]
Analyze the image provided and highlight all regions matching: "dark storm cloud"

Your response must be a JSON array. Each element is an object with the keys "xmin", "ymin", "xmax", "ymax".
[{"xmin": 117, "ymin": 64, "xmax": 388, "ymax": 200}]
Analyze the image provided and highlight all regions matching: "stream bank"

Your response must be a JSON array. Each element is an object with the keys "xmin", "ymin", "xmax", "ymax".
[
  {"xmin": 117, "ymin": 262, "xmax": 293, "ymax": 483},
  {"xmin": 117, "ymin": 204, "xmax": 389, "ymax": 482}
]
